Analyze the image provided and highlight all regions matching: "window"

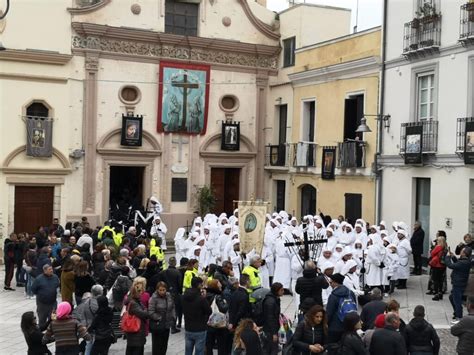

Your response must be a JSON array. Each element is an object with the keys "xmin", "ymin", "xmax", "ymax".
[
  {"xmin": 275, "ymin": 180, "xmax": 286, "ymax": 212},
  {"xmin": 415, "ymin": 178, "xmax": 431, "ymax": 255},
  {"xmin": 26, "ymin": 102, "xmax": 49, "ymax": 118},
  {"xmin": 302, "ymin": 101, "xmax": 315, "ymax": 142},
  {"xmin": 345, "ymin": 193, "xmax": 362, "ymax": 226},
  {"xmin": 278, "ymin": 104, "xmax": 287, "ymax": 145},
  {"xmin": 417, "ymin": 73, "xmax": 435, "ymax": 120},
  {"xmin": 283, "ymin": 37, "xmax": 296, "ymax": 67},
  {"xmin": 344, "ymin": 95, "xmax": 364, "ymax": 140},
  {"xmin": 165, "ymin": 0, "xmax": 198, "ymax": 37},
  {"xmin": 171, "ymin": 178, "xmax": 187, "ymax": 202}
]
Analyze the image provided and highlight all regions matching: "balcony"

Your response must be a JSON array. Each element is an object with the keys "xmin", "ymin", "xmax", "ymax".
[
  {"xmin": 460, "ymin": 3, "xmax": 474, "ymax": 45},
  {"xmin": 337, "ymin": 140, "xmax": 366, "ymax": 169},
  {"xmin": 400, "ymin": 120, "xmax": 439, "ymax": 155},
  {"xmin": 291, "ymin": 142, "xmax": 317, "ymax": 168},
  {"xmin": 456, "ymin": 117, "xmax": 474, "ymax": 154},
  {"xmin": 403, "ymin": 15, "xmax": 441, "ymax": 58},
  {"xmin": 265, "ymin": 144, "xmax": 288, "ymax": 168}
]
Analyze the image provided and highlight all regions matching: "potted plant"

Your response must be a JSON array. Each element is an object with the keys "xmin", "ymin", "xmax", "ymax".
[
  {"xmin": 411, "ymin": 18, "xmax": 420, "ymax": 29},
  {"xmin": 417, "ymin": 2, "xmax": 439, "ymax": 24},
  {"xmin": 194, "ymin": 185, "xmax": 216, "ymax": 216}
]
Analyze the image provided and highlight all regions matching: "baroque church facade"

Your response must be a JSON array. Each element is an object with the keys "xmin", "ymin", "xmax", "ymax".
[{"xmin": 0, "ymin": 0, "xmax": 352, "ymax": 239}]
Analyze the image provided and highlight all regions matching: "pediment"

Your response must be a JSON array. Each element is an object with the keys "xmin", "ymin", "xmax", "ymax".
[
  {"xmin": 97, "ymin": 129, "xmax": 162, "ymax": 156},
  {"xmin": 200, "ymin": 133, "xmax": 256, "ymax": 158}
]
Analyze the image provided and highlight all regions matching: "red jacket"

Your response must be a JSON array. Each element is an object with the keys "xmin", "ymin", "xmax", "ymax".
[{"xmin": 429, "ymin": 245, "xmax": 446, "ymax": 269}]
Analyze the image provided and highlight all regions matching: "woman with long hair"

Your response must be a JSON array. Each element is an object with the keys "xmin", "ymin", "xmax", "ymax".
[
  {"xmin": 429, "ymin": 236, "xmax": 448, "ymax": 301},
  {"xmin": 60, "ymin": 258, "xmax": 76, "ymax": 305},
  {"xmin": 74, "ymin": 260, "xmax": 95, "ymax": 305},
  {"xmin": 89, "ymin": 295, "xmax": 115, "ymax": 355},
  {"xmin": 21, "ymin": 311, "xmax": 51, "ymax": 355},
  {"xmin": 293, "ymin": 305, "xmax": 327, "ymax": 354},
  {"xmin": 43, "ymin": 301, "xmax": 91, "ymax": 354},
  {"xmin": 337, "ymin": 313, "xmax": 368, "ymax": 355},
  {"xmin": 148, "ymin": 281, "xmax": 175, "ymax": 355},
  {"xmin": 124, "ymin": 279, "xmax": 149, "ymax": 355},
  {"xmin": 232, "ymin": 318, "xmax": 262, "ymax": 355}
]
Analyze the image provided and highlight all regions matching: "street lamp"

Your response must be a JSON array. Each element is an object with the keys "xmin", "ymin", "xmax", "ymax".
[{"xmin": 355, "ymin": 114, "xmax": 391, "ymax": 133}]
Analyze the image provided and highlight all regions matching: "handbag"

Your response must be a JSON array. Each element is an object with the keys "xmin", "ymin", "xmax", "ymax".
[
  {"xmin": 207, "ymin": 297, "xmax": 228, "ymax": 328},
  {"xmin": 120, "ymin": 303, "xmax": 141, "ymax": 333}
]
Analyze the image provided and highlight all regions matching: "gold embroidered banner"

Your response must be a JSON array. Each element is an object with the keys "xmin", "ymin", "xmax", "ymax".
[{"xmin": 238, "ymin": 201, "xmax": 269, "ymax": 255}]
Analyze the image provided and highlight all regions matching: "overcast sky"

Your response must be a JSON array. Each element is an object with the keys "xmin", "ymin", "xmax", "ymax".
[{"xmin": 266, "ymin": 0, "xmax": 382, "ymax": 32}]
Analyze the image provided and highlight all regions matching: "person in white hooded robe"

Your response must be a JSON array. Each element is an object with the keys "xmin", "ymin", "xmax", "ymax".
[
  {"xmin": 203, "ymin": 224, "xmax": 219, "ymax": 265},
  {"xmin": 228, "ymin": 239, "xmax": 243, "ymax": 278},
  {"xmin": 395, "ymin": 229, "xmax": 412, "ymax": 289},
  {"xmin": 354, "ymin": 223, "xmax": 368, "ymax": 249},
  {"xmin": 150, "ymin": 215, "xmax": 167, "ymax": 250},
  {"xmin": 342, "ymin": 259, "xmax": 364, "ymax": 301},
  {"xmin": 383, "ymin": 244, "xmax": 399, "ymax": 296},
  {"xmin": 223, "ymin": 231, "xmax": 239, "ymax": 262},
  {"xmin": 217, "ymin": 224, "xmax": 232, "ymax": 264},
  {"xmin": 149, "ymin": 196, "xmax": 163, "ymax": 216},
  {"xmin": 325, "ymin": 227, "xmax": 339, "ymax": 251},
  {"xmin": 320, "ymin": 261, "xmax": 335, "ymax": 307},
  {"xmin": 174, "ymin": 227, "xmax": 187, "ymax": 263},
  {"xmin": 334, "ymin": 246, "xmax": 355, "ymax": 274},
  {"xmin": 389, "ymin": 222, "xmax": 399, "ymax": 244},
  {"xmin": 263, "ymin": 219, "xmax": 278, "ymax": 282},
  {"xmin": 272, "ymin": 231, "xmax": 293, "ymax": 290},
  {"xmin": 290, "ymin": 249, "xmax": 305, "ymax": 309},
  {"xmin": 339, "ymin": 224, "xmax": 356, "ymax": 246},
  {"xmin": 365, "ymin": 235, "xmax": 386, "ymax": 290}
]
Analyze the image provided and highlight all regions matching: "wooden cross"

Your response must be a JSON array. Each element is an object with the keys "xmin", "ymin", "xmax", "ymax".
[
  {"xmin": 171, "ymin": 72, "xmax": 199, "ymax": 132},
  {"xmin": 284, "ymin": 224, "xmax": 328, "ymax": 262},
  {"xmin": 171, "ymin": 135, "xmax": 189, "ymax": 163}
]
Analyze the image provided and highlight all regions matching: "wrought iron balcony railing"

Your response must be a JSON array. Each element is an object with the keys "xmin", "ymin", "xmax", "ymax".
[
  {"xmin": 456, "ymin": 117, "xmax": 474, "ymax": 153},
  {"xmin": 460, "ymin": 3, "xmax": 474, "ymax": 44},
  {"xmin": 403, "ymin": 15, "xmax": 441, "ymax": 57},
  {"xmin": 337, "ymin": 140, "xmax": 366, "ymax": 169},
  {"xmin": 291, "ymin": 142, "xmax": 317, "ymax": 168},
  {"xmin": 265, "ymin": 144, "xmax": 288, "ymax": 167},
  {"xmin": 400, "ymin": 120, "xmax": 439, "ymax": 155}
]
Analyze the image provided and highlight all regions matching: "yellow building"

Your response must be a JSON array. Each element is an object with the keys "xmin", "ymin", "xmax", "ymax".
[{"xmin": 265, "ymin": 27, "xmax": 381, "ymax": 224}]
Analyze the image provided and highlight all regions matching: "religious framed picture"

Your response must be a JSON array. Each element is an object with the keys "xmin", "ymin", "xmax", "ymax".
[
  {"xmin": 121, "ymin": 114, "xmax": 143, "ymax": 147},
  {"xmin": 464, "ymin": 120, "xmax": 474, "ymax": 164},
  {"xmin": 221, "ymin": 122, "xmax": 240, "ymax": 151},
  {"xmin": 404, "ymin": 123, "xmax": 423, "ymax": 165},
  {"xmin": 157, "ymin": 61, "xmax": 210, "ymax": 135},
  {"xmin": 321, "ymin": 146, "xmax": 336, "ymax": 180},
  {"xmin": 26, "ymin": 117, "xmax": 53, "ymax": 157}
]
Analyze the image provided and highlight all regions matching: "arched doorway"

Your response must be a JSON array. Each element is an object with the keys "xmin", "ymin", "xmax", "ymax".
[{"xmin": 300, "ymin": 184, "xmax": 316, "ymax": 217}]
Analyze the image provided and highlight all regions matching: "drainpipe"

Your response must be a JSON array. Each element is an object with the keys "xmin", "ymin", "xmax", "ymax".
[{"xmin": 376, "ymin": 0, "xmax": 388, "ymax": 223}]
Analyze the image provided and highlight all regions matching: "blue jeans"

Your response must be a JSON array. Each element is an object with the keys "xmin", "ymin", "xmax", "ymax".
[
  {"xmin": 185, "ymin": 331, "xmax": 207, "ymax": 355},
  {"xmin": 449, "ymin": 286, "xmax": 465, "ymax": 319},
  {"xmin": 26, "ymin": 274, "xmax": 35, "ymax": 297}
]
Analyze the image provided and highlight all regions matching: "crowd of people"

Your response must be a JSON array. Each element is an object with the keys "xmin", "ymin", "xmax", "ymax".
[{"xmin": 3, "ymin": 209, "xmax": 474, "ymax": 355}]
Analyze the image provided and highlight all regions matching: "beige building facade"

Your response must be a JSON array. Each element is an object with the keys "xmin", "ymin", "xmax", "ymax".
[
  {"xmin": 265, "ymin": 28, "xmax": 381, "ymax": 224},
  {"xmin": 0, "ymin": 1, "xmax": 352, "ymax": 242}
]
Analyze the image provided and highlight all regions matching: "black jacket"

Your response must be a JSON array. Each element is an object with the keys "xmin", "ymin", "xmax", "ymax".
[
  {"xmin": 369, "ymin": 326, "xmax": 407, "ymax": 355},
  {"xmin": 360, "ymin": 300, "xmax": 387, "ymax": 331},
  {"xmin": 339, "ymin": 332, "xmax": 369, "ymax": 355},
  {"xmin": 89, "ymin": 307, "xmax": 114, "ymax": 340},
  {"xmin": 240, "ymin": 328, "xmax": 263, "ymax": 355},
  {"xmin": 295, "ymin": 269, "xmax": 329, "ymax": 307},
  {"xmin": 326, "ymin": 285, "xmax": 355, "ymax": 333},
  {"xmin": 229, "ymin": 286, "xmax": 251, "ymax": 328},
  {"xmin": 160, "ymin": 266, "xmax": 183, "ymax": 296},
  {"xmin": 206, "ymin": 289, "xmax": 229, "ymax": 313},
  {"xmin": 405, "ymin": 317, "xmax": 440, "ymax": 355},
  {"xmin": 24, "ymin": 328, "xmax": 52, "ymax": 355},
  {"xmin": 445, "ymin": 255, "xmax": 472, "ymax": 288},
  {"xmin": 181, "ymin": 288, "xmax": 212, "ymax": 332},
  {"xmin": 451, "ymin": 314, "xmax": 474, "ymax": 354},
  {"xmin": 214, "ymin": 268, "xmax": 230, "ymax": 290},
  {"xmin": 455, "ymin": 241, "xmax": 474, "ymax": 256},
  {"xmin": 262, "ymin": 293, "xmax": 281, "ymax": 335},
  {"xmin": 410, "ymin": 228, "xmax": 425, "ymax": 255},
  {"xmin": 293, "ymin": 321, "xmax": 326, "ymax": 355}
]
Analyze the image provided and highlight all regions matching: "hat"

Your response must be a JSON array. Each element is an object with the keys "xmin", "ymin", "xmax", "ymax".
[
  {"xmin": 374, "ymin": 314, "xmax": 385, "ymax": 328},
  {"xmin": 463, "ymin": 246, "xmax": 472, "ymax": 258},
  {"xmin": 56, "ymin": 301, "xmax": 72, "ymax": 319},
  {"xmin": 63, "ymin": 230, "xmax": 71, "ymax": 236},
  {"xmin": 329, "ymin": 273, "xmax": 345, "ymax": 285}
]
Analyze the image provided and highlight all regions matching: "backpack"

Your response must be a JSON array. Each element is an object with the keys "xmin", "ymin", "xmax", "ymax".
[
  {"xmin": 337, "ymin": 293, "xmax": 357, "ymax": 322},
  {"xmin": 113, "ymin": 276, "xmax": 130, "ymax": 303},
  {"xmin": 251, "ymin": 289, "xmax": 270, "ymax": 326}
]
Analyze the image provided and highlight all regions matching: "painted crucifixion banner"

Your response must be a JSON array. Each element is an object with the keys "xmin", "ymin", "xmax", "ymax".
[
  {"xmin": 405, "ymin": 124, "xmax": 423, "ymax": 165},
  {"xmin": 26, "ymin": 117, "xmax": 53, "ymax": 157},
  {"xmin": 157, "ymin": 61, "xmax": 210, "ymax": 135},
  {"xmin": 238, "ymin": 201, "xmax": 269, "ymax": 255}
]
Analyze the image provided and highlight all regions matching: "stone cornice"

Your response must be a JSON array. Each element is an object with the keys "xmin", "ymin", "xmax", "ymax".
[
  {"xmin": 0, "ymin": 49, "xmax": 72, "ymax": 65},
  {"xmin": 237, "ymin": 0, "xmax": 280, "ymax": 41},
  {"xmin": 288, "ymin": 56, "xmax": 380, "ymax": 86},
  {"xmin": 378, "ymin": 154, "xmax": 466, "ymax": 166},
  {"xmin": 71, "ymin": 22, "xmax": 280, "ymax": 70},
  {"xmin": 67, "ymin": 0, "xmax": 111, "ymax": 14}
]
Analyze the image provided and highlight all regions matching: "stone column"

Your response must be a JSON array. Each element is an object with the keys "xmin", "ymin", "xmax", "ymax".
[
  {"xmin": 82, "ymin": 54, "xmax": 99, "ymax": 221},
  {"xmin": 255, "ymin": 73, "xmax": 268, "ymax": 199}
]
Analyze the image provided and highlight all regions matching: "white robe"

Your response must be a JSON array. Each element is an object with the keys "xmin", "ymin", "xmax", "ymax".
[
  {"xmin": 272, "ymin": 237, "xmax": 292, "ymax": 289},
  {"xmin": 366, "ymin": 245, "xmax": 386, "ymax": 287},
  {"xmin": 217, "ymin": 233, "xmax": 232, "ymax": 263},
  {"xmin": 396, "ymin": 238, "xmax": 412, "ymax": 280},
  {"xmin": 321, "ymin": 275, "xmax": 333, "ymax": 307},
  {"xmin": 229, "ymin": 249, "xmax": 243, "ymax": 279},
  {"xmin": 383, "ymin": 251, "xmax": 399, "ymax": 284},
  {"xmin": 339, "ymin": 232, "xmax": 355, "ymax": 246},
  {"xmin": 290, "ymin": 254, "xmax": 303, "ymax": 308},
  {"xmin": 150, "ymin": 222, "xmax": 168, "ymax": 250},
  {"xmin": 343, "ymin": 272, "xmax": 364, "ymax": 297}
]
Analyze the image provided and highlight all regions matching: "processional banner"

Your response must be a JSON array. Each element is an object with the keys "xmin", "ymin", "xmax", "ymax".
[
  {"xmin": 157, "ymin": 61, "xmax": 210, "ymax": 135},
  {"xmin": 26, "ymin": 117, "xmax": 53, "ymax": 157},
  {"xmin": 238, "ymin": 201, "xmax": 269, "ymax": 255},
  {"xmin": 464, "ymin": 121, "xmax": 474, "ymax": 164}
]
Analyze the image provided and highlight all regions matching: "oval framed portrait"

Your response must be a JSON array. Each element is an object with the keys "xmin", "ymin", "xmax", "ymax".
[{"xmin": 244, "ymin": 213, "xmax": 258, "ymax": 233}]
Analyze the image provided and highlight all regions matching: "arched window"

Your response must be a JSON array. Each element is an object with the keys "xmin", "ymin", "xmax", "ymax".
[{"xmin": 26, "ymin": 102, "xmax": 49, "ymax": 118}]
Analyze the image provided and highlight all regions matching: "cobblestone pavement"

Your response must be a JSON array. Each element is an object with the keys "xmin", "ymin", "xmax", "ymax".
[{"xmin": 0, "ymin": 265, "xmax": 460, "ymax": 354}]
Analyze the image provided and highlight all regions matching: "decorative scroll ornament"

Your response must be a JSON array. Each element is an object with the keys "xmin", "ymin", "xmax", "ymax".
[{"xmin": 72, "ymin": 35, "xmax": 278, "ymax": 70}]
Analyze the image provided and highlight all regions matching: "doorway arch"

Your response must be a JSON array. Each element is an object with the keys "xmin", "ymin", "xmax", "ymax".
[{"xmin": 300, "ymin": 184, "xmax": 317, "ymax": 217}]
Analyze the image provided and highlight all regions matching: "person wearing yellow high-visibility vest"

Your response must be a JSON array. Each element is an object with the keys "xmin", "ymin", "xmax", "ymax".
[
  {"xmin": 242, "ymin": 255, "xmax": 262, "ymax": 303},
  {"xmin": 183, "ymin": 259, "xmax": 199, "ymax": 292},
  {"xmin": 149, "ymin": 237, "xmax": 167, "ymax": 269},
  {"xmin": 98, "ymin": 224, "xmax": 115, "ymax": 241}
]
